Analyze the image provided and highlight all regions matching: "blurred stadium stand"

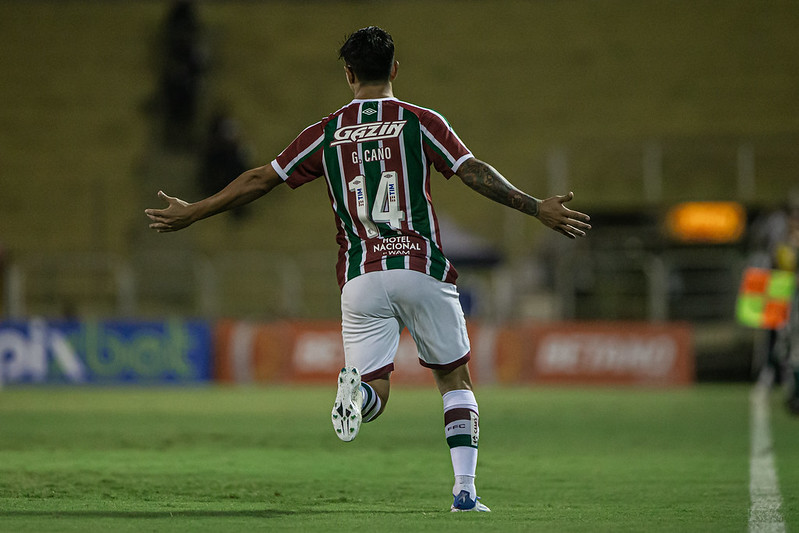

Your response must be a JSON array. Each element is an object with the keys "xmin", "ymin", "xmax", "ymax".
[{"xmin": 2, "ymin": 1, "xmax": 798, "ymax": 380}]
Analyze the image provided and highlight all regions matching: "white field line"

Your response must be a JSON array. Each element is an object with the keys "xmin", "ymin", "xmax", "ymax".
[{"xmin": 749, "ymin": 385, "xmax": 786, "ymax": 533}]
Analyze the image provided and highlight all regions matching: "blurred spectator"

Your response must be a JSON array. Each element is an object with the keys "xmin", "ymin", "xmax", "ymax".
[
  {"xmin": 159, "ymin": 0, "xmax": 208, "ymax": 148},
  {"xmin": 776, "ymin": 206, "xmax": 799, "ymax": 413},
  {"xmin": 199, "ymin": 111, "xmax": 251, "ymax": 219},
  {"xmin": 749, "ymin": 200, "xmax": 799, "ymax": 414}
]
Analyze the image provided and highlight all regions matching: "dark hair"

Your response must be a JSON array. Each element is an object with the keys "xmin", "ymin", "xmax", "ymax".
[{"xmin": 339, "ymin": 26, "xmax": 394, "ymax": 83}]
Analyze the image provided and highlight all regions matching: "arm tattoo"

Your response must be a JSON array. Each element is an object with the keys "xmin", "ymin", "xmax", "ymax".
[{"xmin": 458, "ymin": 159, "xmax": 539, "ymax": 217}]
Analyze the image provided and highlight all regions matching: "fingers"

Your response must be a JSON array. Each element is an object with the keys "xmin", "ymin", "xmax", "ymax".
[
  {"xmin": 555, "ymin": 226, "xmax": 576, "ymax": 239},
  {"xmin": 148, "ymin": 222, "xmax": 176, "ymax": 233},
  {"xmin": 567, "ymin": 215, "xmax": 592, "ymax": 231},
  {"xmin": 144, "ymin": 191, "xmax": 175, "ymax": 222},
  {"xmin": 557, "ymin": 192, "xmax": 592, "ymax": 223},
  {"xmin": 555, "ymin": 223, "xmax": 585, "ymax": 238},
  {"xmin": 565, "ymin": 224, "xmax": 587, "ymax": 238}
]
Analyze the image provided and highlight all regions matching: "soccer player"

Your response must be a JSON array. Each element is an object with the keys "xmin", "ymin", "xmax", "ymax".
[{"xmin": 145, "ymin": 26, "xmax": 591, "ymax": 512}]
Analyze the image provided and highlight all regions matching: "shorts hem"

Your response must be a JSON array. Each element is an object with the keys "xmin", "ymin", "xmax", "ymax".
[
  {"xmin": 361, "ymin": 363, "xmax": 394, "ymax": 382},
  {"xmin": 418, "ymin": 352, "xmax": 471, "ymax": 372}
]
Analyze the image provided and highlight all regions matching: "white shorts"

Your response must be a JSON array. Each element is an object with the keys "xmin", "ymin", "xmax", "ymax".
[{"xmin": 340, "ymin": 270, "xmax": 471, "ymax": 381}]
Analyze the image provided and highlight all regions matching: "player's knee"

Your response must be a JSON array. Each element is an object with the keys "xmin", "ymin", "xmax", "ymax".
[{"xmin": 433, "ymin": 362, "xmax": 473, "ymax": 395}]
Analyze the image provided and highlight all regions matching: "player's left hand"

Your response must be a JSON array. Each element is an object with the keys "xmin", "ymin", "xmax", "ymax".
[
  {"xmin": 536, "ymin": 192, "xmax": 591, "ymax": 239},
  {"xmin": 145, "ymin": 191, "xmax": 196, "ymax": 232}
]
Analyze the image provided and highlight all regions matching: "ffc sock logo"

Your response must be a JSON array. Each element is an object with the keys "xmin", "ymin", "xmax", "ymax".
[{"xmin": 444, "ymin": 409, "xmax": 479, "ymax": 449}]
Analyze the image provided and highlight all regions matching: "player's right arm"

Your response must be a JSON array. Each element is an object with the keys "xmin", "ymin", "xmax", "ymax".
[
  {"xmin": 456, "ymin": 157, "xmax": 591, "ymax": 239},
  {"xmin": 145, "ymin": 164, "xmax": 284, "ymax": 232}
]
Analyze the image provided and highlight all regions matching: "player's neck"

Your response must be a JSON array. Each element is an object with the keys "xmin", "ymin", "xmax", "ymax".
[{"xmin": 352, "ymin": 82, "xmax": 394, "ymax": 100}]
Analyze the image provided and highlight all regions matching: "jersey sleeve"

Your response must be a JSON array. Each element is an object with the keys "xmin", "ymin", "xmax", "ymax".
[
  {"xmin": 270, "ymin": 121, "xmax": 326, "ymax": 189},
  {"xmin": 418, "ymin": 109, "xmax": 473, "ymax": 179}
]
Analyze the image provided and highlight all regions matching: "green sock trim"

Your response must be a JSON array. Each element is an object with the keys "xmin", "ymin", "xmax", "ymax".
[{"xmin": 447, "ymin": 434, "xmax": 477, "ymax": 449}]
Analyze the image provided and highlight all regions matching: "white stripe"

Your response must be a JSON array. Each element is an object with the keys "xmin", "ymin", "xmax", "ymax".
[
  {"xmin": 420, "ymin": 123, "xmax": 458, "ymax": 167},
  {"xmin": 749, "ymin": 385, "xmax": 785, "ymax": 533},
  {"xmin": 452, "ymin": 153, "xmax": 473, "ymax": 173},
  {"xmin": 377, "ymin": 102, "xmax": 389, "ymax": 271},
  {"xmin": 271, "ymin": 159, "xmax": 289, "ymax": 181},
  {"xmin": 397, "ymin": 106, "xmax": 415, "ymax": 233},
  {"xmin": 356, "ymin": 102, "xmax": 368, "ymax": 276}
]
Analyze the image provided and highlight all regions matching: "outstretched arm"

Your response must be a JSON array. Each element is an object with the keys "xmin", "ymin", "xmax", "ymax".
[
  {"xmin": 455, "ymin": 157, "xmax": 591, "ymax": 239},
  {"xmin": 145, "ymin": 164, "xmax": 284, "ymax": 232}
]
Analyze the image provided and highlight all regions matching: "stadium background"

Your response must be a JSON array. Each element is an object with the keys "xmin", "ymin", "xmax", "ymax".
[{"xmin": 1, "ymin": 0, "xmax": 798, "ymax": 385}]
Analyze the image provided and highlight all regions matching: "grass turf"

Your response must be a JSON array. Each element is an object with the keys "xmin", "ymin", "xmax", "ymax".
[{"xmin": 0, "ymin": 384, "xmax": 795, "ymax": 532}]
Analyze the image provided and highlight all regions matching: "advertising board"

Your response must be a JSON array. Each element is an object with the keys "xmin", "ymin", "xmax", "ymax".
[
  {"xmin": 0, "ymin": 318, "xmax": 212, "ymax": 384},
  {"xmin": 495, "ymin": 321, "xmax": 694, "ymax": 385}
]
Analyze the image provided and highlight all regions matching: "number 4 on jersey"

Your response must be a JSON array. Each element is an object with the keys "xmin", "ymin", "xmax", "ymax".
[{"xmin": 348, "ymin": 171, "xmax": 405, "ymax": 238}]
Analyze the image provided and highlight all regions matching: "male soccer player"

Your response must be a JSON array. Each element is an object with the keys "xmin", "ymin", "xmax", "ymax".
[{"xmin": 146, "ymin": 26, "xmax": 591, "ymax": 512}]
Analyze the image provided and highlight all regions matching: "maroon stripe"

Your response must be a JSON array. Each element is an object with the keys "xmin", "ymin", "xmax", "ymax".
[
  {"xmin": 444, "ymin": 407, "xmax": 476, "ymax": 425},
  {"xmin": 444, "ymin": 264, "xmax": 459, "ymax": 284},
  {"xmin": 361, "ymin": 363, "xmax": 394, "ymax": 382},
  {"xmin": 418, "ymin": 351, "xmax": 470, "ymax": 371}
]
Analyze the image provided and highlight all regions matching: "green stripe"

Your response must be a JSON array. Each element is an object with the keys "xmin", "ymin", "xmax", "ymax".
[
  {"xmin": 401, "ymin": 109, "xmax": 449, "ymax": 280},
  {"xmin": 400, "ymin": 110, "xmax": 430, "ymax": 239},
  {"xmin": 446, "ymin": 434, "xmax": 477, "ymax": 449},
  {"xmin": 386, "ymin": 255, "xmax": 405, "ymax": 270},
  {"xmin": 322, "ymin": 119, "xmax": 362, "ymax": 281},
  {"xmin": 428, "ymin": 250, "xmax": 447, "ymax": 280}
]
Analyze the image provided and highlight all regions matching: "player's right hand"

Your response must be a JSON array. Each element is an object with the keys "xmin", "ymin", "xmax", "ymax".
[
  {"xmin": 145, "ymin": 191, "xmax": 196, "ymax": 232},
  {"xmin": 536, "ymin": 192, "xmax": 592, "ymax": 239}
]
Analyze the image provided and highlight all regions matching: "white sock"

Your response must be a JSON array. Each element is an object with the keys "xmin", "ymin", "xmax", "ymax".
[
  {"xmin": 360, "ymin": 383, "xmax": 382, "ymax": 422},
  {"xmin": 442, "ymin": 389, "xmax": 479, "ymax": 495}
]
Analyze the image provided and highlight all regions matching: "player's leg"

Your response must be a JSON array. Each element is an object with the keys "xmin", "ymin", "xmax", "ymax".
[
  {"xmin": 387, "ymin": 270, "xmax": 489, "ymax": 511},
  {"xmin": 332, "ymin": 370, "xmax": 391, "ymax": 441},
  {"xmin": 362, "ymin": 374, "xmax": 390, "ymax": 421},
  {"xmin": 334, "ymin": 272, "xmax": 401, "ymax": 441},
  {"xmin": 433, "ymin": 364, "xmax": 489, "ymax": 512}
]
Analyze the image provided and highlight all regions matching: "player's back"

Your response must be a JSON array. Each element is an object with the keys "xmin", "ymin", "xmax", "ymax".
[{"xmin": 273, "ymin": 97, "xmax": 473, "ymax": 289}]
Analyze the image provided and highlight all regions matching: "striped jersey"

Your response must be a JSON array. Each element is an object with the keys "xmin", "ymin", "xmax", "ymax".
[{"xmin": 271, "ymin": 97, "xmax": 473, "ymax": 289}]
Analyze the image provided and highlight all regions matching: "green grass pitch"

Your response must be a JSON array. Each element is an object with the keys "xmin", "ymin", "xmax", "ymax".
[{"xmin": 1, "ymin": 385, "xmax": 797, "ymax": 532}]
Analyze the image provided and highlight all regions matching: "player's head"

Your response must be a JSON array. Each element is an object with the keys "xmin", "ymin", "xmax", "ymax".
[{"xmin": 339, "ymin": 26, "xmax": 395, "ymax": 84}]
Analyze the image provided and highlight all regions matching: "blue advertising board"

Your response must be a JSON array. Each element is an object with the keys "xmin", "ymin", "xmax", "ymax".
[{"xmin": 0, "ymin": 318, "xmax": 212, "ymax": 384}]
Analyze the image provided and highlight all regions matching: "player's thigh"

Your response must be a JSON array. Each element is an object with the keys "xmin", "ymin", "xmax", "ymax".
[
  {"xmin": 388, "ymin": 271, "xmax": 471, "ymax": 367},
  {"xmin": 341, "ymin": 272, "xmax": 403, "ymax": 379}
]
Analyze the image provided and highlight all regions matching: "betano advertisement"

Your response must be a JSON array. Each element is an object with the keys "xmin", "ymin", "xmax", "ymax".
[{"xmin": 0, "ymin": 319, "xmax": 693, "ymax": 386}]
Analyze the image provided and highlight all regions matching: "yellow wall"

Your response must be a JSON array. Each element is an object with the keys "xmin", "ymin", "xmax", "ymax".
[{"xmin": 2, "ymin": 1, "xmax": 798, "ymax": 260}]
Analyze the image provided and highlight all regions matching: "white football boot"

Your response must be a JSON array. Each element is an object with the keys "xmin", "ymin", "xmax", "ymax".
[{"xmin": 331, "ymin": 366, "xmax": 363, "ymax": 442}]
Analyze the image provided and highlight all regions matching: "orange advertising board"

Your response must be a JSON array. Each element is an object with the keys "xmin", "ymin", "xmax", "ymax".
[
  {"xmin": 215, "ymin": 320, "xmax": 449, "ymax": 385},
  {"xmin": 215, "ymin": 320, "xmax": 693, "ymax": 386},
  {"xmin": 495, "ymin": 321, "xmax": 694, "ymax": 386}
]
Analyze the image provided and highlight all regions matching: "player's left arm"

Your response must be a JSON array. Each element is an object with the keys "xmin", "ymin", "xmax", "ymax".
[
  {"xmin": 145, "ymin": 164, "xmax": 284, "ymax": 232},
  {"xmin": 455, "ymin": 157, "xmax": 591, "ymax": 239}
]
